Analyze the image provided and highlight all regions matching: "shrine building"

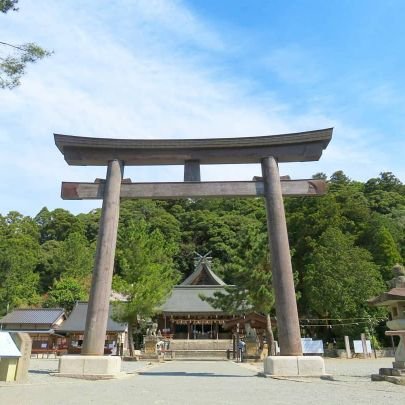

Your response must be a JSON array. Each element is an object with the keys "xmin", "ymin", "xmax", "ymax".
[{"xmin": 158, "ymin": 255, "xmax": 235, "ymax": 340}]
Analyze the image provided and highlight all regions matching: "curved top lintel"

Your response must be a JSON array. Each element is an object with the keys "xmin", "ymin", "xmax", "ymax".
[{"xmin": 54, "ymin": 128, "xmax": 333, "ymax": 166}]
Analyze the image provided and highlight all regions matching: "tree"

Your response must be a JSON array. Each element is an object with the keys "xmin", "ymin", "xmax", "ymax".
[
  {"xmin": 0, "ymin": 233, "xmax": 41, "ymax": 313},
  {"xmin": 328, "ymin": 170, "xmax": 351, "ymax": 191},
  {"xmin": 364, "ymin": 172, "xmax": 405, "ymax": 215},
  {"xmin": 0, "ymin": 211, "xmax": 41, "ymax": 313},
  {"xmin": 35, "ymin": 208, "xmax": 85, "ymax": 243},
  {"xmin": 0, "ymin": 1, "xmax": 18, "ymax": 13},
  {"xmin": 365, "ymin": 172, "xmax": 404, "ymax": 194},
  {"xmin": 1, "ymin": 0, "xmax": 52, "ymax": 89},
  {"xmin": 40, "ymin": 232, "xmax": 94, "ymax": 289},
  {"xmin": 44, "ymin": 277, "xmax": 88, "ymax": 313},
  {"xmin": 303, "ymin": 227, "xmax": 386, "ymax": 338},
  {"xmin": 364, "ymin": 224, "xmax": 403, "ymax": 280},
  {"xmin": 0, "ymin": 210, "xmax": 40, "ymax": 240},
  {"xmin": 175, "ymin": 197, "xmax": 266, "ymax": 278},
  {"xmin": 201, "ymin": 221, "xmax": 277, "ymax": 354},
  {"xmin": 77, "ymin": 209, "xmax": 101, "ymax": 244},
  {"xmin": 112, "ymin": 220, "xmax": 180, "ymax": 356},
  {"xmin": 36, "ymin": 239, "xmax": 62, "ymax": 293}
]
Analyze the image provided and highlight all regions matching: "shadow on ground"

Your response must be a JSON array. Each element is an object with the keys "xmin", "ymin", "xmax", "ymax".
[
  {"xmin": 139, "ymin": 371, "xmax": 254, "ymax": 378},
  {"xmin": 29, "ymin": 370, "xmax": 53, "ymax": 375}
]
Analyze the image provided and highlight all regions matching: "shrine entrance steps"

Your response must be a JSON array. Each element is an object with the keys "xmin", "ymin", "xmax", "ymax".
[{"xmin": 164, "ymin": 339, "xmax": 232, "ymax": 361}]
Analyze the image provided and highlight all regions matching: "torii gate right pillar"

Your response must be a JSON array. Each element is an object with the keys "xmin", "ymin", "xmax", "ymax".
[{"xmin": 262, "ymin": 156, "xmax": 302, "ymax": 356}]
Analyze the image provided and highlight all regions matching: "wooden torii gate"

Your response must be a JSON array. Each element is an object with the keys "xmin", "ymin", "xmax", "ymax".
[{"xmin": 55, "ymin": 128, "xmax": 332, "ymax": 358}]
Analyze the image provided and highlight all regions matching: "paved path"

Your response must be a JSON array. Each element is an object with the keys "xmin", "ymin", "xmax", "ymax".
[{"xmin": 0, "ymin": 358, "xmax": 403, "ymax": 404}]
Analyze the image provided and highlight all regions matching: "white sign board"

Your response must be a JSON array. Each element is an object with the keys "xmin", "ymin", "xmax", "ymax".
[
  {"xmin": 0, "ymin": 332, "xmax": 22, "ymax": 357},
  {"xmin": 301, "ymin": 338, "xmax": 324, "ymax": 354},
  {"xmin": 353, "ymin": 340, "xmax": 372, "ymax": 354}
]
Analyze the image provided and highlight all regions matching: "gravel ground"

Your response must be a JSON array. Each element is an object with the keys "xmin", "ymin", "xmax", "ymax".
[{"xmin": 0, "ymin": 357, "xmax": 403, "ymax": 405}]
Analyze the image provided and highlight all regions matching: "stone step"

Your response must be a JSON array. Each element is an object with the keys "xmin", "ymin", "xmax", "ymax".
[
  {"xmin": 168, "ymin": 339, "xmax": 232, "ymax": 351},
  {"xmin": 164, "ymin": 349, "xmax": 229, "ymax": 361}
]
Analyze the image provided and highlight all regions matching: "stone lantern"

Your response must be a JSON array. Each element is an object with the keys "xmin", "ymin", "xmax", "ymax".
[{"xmin": 369, "ymin": 264, "xmax": 405, "ymax": 384}]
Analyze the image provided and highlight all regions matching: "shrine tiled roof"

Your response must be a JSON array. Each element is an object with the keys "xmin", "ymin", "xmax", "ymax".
[
  {"xmin": 57, "ymin": 302, "xmax": 127, "ymax": 333},
  {"xmin": 161, "ymin": 286, "xmax": 227, "ymax": 315},
  {"xmin": 0, "ymin": 308, "xmax": 65, "ymax": 326},
  {"xmin": 161, "ymin": 256, "xmax": 232, "ymax": 314},
  {"xmin": 181, "ymin": 260, "xmax": 226, "ymax": 286}
]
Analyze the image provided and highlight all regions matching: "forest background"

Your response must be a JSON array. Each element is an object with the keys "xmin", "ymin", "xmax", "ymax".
[{"xmin": 0, "ymin": 170, "xmax": 404, "ymax": 347}]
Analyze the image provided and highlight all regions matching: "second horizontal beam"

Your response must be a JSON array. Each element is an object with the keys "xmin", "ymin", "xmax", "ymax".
[{"xmin": 61, "ymin": 180, "xmax": 326, "ymax": 200}]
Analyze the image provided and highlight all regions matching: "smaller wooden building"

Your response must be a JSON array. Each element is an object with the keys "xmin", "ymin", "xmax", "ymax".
[
  {"xmin": 0, "ymin": 308, "xmax": 66, "ymax": 353},
  {"xmin": 57, "ymin": 302, "xmax": 128, "ymax": 354}
]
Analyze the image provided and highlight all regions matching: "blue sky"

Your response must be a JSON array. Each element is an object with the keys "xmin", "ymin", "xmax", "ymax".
[{"xmin": 0, "ymin": 0, "xmax": 404, "ymax": 216}]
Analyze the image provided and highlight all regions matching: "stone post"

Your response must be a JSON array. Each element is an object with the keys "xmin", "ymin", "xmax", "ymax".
[
  {"xmin": 12, "ymin": 332, "xmax": 31, "ymax": 382},
  {"xmin": 361, "ymin": 333, "xmax": 368, "ymax": 359},
  {"xmin": 261, "ymin": 156, "xmax": 302, "ymax": 356},
  {"xmin": 82, "ymin": 159, "xmax": 123, "ymax": 355},
  {"xmin": 344, "ymin": 335, "xmax": 352, "ymax": 359}
]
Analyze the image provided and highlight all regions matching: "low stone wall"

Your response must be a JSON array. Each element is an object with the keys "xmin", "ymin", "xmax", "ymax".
[
  {"xmin": 326, "ymin": 348, "xmax": 395, "ymax": 358},
  {"xmin": 375, "ymin": 349, "xmax": 395, "ymax": 357}
]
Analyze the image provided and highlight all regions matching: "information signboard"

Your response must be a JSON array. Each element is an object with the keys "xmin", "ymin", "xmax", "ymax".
[
  {"xmin": 301, "ymin": 338, "xmax": 324, "ymax": 354},
  {"xmin": 353, "ymin": 340, "xmax": 372, "ymax": 354}
]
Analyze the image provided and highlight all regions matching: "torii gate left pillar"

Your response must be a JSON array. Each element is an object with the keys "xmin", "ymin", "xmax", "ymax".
[{"xmin": 81, "ymin": 159, "xmax": 123, "ymax": 355}]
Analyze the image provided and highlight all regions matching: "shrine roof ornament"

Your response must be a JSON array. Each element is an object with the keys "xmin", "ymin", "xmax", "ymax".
[
  {"xmin": 181, "ymin": 251, "xmax": 226, "ymax": 286},
  {"xmin": 54, "ymin": 128, "xmax": 332, "ymax": 166}
]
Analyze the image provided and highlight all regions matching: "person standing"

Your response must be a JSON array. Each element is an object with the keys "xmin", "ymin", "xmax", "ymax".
[{"xmin": 238, "ymin": 339, "xmax": 246, "ymax": 362}]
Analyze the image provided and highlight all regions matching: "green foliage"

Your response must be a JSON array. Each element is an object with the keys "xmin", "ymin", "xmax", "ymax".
[
  {"xmin": 44, "ymin": 277, "xmax": 88, "ymax": 312},
  {"xmin": 112, "ymin": 219, "xmax": 180, "ymax": 325},
  {"xmin": 0, "ymin": 210, "xmax": 40, "ymax": 240},
  {"xmin": 120, "ymin": 200, "xmax": 181, "ymax": 244},
  {"xmin": 1, "ymin": 1, "xmax": 52, "ymax": 89},
  {"xmin": 54, "ymin": 232, "xmax": 94, "ymax": 279},
  {"xmin": 0, "ymin": 42, "xmax": 52, "ymax": 89},
  {"xmin": 286, "ymin": 171, "xmax": 404, "ymax": 315},
  {"xmin": 365, "ymin": 172, "xmax": 404, "ymax": 194},
  {"xmin": 37, "ymin": 232, "xmax": 94, "ymax": 294},
  {"xmin": 0, "ymin": 213, "xmax": 41, "ymax": 314},
  {"xmin": 368, "ymin": 225, "xmax": 402, "ymax": 280},
  {"xmin": 303, "ymin": 227, "xmax": 386, "ymax": 335},
  {"xmin": 174, "ymin": 198, "xmax": 266, "ymax": 279},
  {"xmin": 0, "ymin": 0, "xmax": 18, "ymax": 13},
  {"xmin": 202, "ymin": 219, "xmax": 273, "ymax": 315},
  {"xmin": 35, "ymin": 207, "xmax": 85, "ymax": 243},
  {"xmin": 364, "ymin": 172, "xmax": 405, "ymax": 215},
  {"xmin": 77, "ymin": 209, "xmax": 101, "ymax": 243},
  {"xmin": 36, "ymin": 239, "xmax": 62, "ymax": 292}
]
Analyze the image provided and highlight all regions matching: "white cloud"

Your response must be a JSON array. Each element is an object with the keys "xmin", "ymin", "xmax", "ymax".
[
  {"xmin": 122, "ymin": 0, "xmax": 224, "ymax": 51},
  {"xmin": 0, "ymin": 1, "xmax": 402, "ymax": 216}
]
